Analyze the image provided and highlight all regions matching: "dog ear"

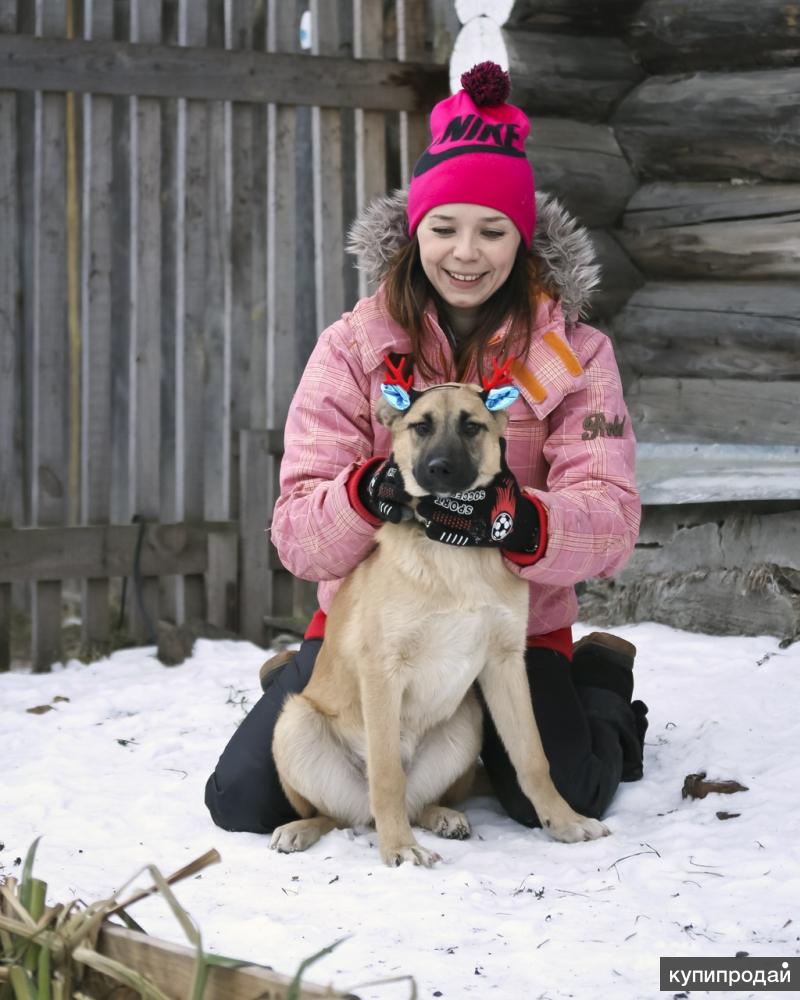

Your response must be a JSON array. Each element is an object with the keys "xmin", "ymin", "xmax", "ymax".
[
  {"xmin": 490, "ymin": 408, "xmax": 510, "ymax": 434},
  {"xmin": 375, "ymin": 392, "xmax": 406, "ymax": 427}
]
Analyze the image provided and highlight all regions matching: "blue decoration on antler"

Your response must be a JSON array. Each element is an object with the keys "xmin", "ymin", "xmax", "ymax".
[
  {"xmin": 480, "ymin": 359, "xmax": 518, "ymax": 412},
  {"xmin": 380, "ymin": 383, "xmax": 412, "ymax": 411},
  {"xmin": 484, "ymin": 385, "xmax": 520, "ymax": 411}
]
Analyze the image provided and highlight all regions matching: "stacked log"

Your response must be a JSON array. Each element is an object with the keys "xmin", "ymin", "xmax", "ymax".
[
  {"xmin": 448, "ymin": 0, "xmax": 800, "ymax": 639},
  {"xmin": 450, "ymin": 1, "xmax": 644, "ymax": 319},
  {"xmin": 626, "ymin": 0, "xmax": 800, "ymax": 72}
]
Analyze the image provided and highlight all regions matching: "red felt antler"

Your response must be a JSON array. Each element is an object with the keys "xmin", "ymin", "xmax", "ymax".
[
  {"xmin": 383, "ymin": 354, "xmax": 414, "ymax": 392},
  {"xmin": 481, "ymin": 358, "xmax": 514, "ymax": 392}
]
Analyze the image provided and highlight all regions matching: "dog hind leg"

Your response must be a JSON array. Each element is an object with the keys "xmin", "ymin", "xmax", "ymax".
[{"xmin": 271, "ymin": 694, "xmax": 372, "ymax": 854}]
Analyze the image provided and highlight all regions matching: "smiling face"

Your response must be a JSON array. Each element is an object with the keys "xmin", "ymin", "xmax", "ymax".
[{"xmin": 416, "ymin": 203, "xmax": 521, "ymax": 332}]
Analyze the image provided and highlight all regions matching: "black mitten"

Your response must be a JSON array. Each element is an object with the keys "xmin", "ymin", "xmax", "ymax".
[
  {"xmin": 356, "ymin": 456, "xmax": 410, "ymax": 524},
  {"xmin": 415, "ymin": 441, "xmax": 541, "ymax": 552}
]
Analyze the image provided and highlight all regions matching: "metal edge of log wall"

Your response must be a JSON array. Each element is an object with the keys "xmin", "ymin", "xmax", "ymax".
[
  {"xmin": 0, "ymin": 0, "xmax": 443, "ymax": 671},
  {"xmin": 460, "ymin": 1, "xmax": 800, "ymax": 641}
]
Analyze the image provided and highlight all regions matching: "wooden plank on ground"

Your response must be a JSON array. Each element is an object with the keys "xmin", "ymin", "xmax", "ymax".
[
  {"xmin": 354, "ymin": 0, "xmax": 387, "ymax": 299},
  {"xmin": 626, "ymin": 377, "xmax": 800, "ymax": 446},
  {"xmin": 81, "ymin": 0, "xmax": 114, "ymax": 647},
  {"xmin": 127, "ymin": 0, "xmax": 162, "ymax": 638},
  {"xmin": 97, "ymin": 923, "xmax": 351, "ymax": 1000},
  {"xmin": 0, "ymin": 522, "xmax": 235, "ymax": 583},
  {"xmin": 31, "ymin": 0, "xmax": 68, "ymax": 672},
  {"xmin": 0, "ymin": 34, "xmax": 447, "ymax": 110},
  {"xmin": 0, "ymin": 0, "xmax": 18, "ymax": 671}
]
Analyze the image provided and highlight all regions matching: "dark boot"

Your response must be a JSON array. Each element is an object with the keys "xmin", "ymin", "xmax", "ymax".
[{"xmin": 572, "ymin": 632, "xmax": 648, "ymax": 782}]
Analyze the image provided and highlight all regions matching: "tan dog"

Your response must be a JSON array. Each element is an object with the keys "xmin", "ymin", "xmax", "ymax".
[{"xmin": 270, "ymin": 383, "xmax": 609, "ymax": 866}]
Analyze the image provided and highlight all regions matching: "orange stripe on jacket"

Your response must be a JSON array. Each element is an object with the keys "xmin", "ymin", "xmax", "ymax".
[{"xmin": 543, "ymin": 330, "xmax": 584, "ymax": 376}]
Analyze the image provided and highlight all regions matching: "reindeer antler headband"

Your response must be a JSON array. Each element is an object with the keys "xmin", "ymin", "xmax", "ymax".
[{"xmin": 380, "ymin": 355, "xmax": 519, "ymax": 413}]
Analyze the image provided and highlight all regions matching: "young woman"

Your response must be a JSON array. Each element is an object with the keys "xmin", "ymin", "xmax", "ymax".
[{"xmin": 205, "ymin": 62, "xmax": 647, "ymax": 836}]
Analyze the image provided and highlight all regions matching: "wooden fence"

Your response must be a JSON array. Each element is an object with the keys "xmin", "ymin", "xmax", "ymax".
[{"xmin": 0, "ymin": 0, "xmax": 448, "ymax": 671}]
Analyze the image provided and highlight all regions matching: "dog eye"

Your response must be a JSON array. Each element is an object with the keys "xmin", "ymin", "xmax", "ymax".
[
  {"xmin": 463, "ymin": 422, "xmax": 484, "ymax": 437},
  {"xmin": 410, "ymin": 421, "xmax": 432, "ymax": 437}
]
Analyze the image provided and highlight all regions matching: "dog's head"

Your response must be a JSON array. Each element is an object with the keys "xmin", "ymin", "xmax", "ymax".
[{"xmin": 375, "ymin": 382, "xmax": 515, "ymax": 497}]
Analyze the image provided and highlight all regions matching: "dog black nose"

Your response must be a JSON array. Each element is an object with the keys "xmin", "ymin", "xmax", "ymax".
[{"xmin": 426, "ymin": 457, "xmax": 452, "ymax": 480}]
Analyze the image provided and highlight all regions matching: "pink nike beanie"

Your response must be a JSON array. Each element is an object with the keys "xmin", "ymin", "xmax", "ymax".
[{"xmin": 406, "ymin": 62, "xmax": 535, "ymax": 247}]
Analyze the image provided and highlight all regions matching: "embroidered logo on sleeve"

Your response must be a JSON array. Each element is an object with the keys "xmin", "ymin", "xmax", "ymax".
[{"xmin": 582, "ymin": 413, "xmax": 626, "ymax": 440}]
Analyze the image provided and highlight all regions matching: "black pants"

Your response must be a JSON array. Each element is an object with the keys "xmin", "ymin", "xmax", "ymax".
[{"xmin": 205, "ymin": 638, "xmax": 643, "ymax": 834}]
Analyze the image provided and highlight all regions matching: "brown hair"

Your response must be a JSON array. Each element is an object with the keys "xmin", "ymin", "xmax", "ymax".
[{"xmin": 381, "ymin": 239, "xmax": 541, "ymax": 383}]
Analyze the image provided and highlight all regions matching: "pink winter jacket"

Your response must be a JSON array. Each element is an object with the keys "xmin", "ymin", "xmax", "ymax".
[{"xmin": 270, "ymin": 288, "xmax": 641, "ymax": 641}]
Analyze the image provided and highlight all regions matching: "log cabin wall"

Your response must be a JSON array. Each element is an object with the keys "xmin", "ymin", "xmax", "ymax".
[{"xmin": 450, "ymin": 0, "xmax": 800, "ymax": 641}]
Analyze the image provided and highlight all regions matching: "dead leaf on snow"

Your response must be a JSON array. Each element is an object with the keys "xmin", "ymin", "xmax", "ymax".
[
  {"xmin": 26, "ymin": 704, "xmax": 55, "ymax": 715},
  {"xmin": 682, "ymin": 771, "xmax": 749, "ymax": 800}
]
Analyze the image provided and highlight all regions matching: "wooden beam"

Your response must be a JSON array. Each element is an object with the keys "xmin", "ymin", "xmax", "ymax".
[
  {"xmin": 613, "ymin": 281, "xmax": 800, "ymax": 380},
  {"xmin": 528, "ymin": 117, "xmax": 637, "ymax": 228},
  {"xmin": 636, "ymin": 443, "xmax": 800, "ymax": 505},
  {"xmin": 0, "ymin": 34, "xmax": 448, "ymax": 110},
  {"xmin": 613, "ymin": 69, "xmax": 800, "ymax": 182},
  {"xmin": 0, "ymin": 521, "xmax": 236, "ymax": 584},
  {"xmin": 97, "ymin": 923, "xmax": 351, "ymax": 1000},
  {"xmin": 625, "ymin": 0, "xmax": 800, "ymax": 72},
  {"xmin": 450, "ymin": 22, "xmax": 642, "ymax": 121},
  {"xmin": 501, "ymin": 0, "xmax": 642, "ymax": 34},
  {"xmin": 626, "ymin": 377, "xmax": 800, "ymax": 446},
  {"xmin": 619, "ymin": 181, "xmax": 800, "ymax": 280}
]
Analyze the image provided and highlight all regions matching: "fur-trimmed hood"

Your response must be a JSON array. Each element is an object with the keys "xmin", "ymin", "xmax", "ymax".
[{"xmin": 346, "ymin": 189, "xmax": 600, "ymax": 323}]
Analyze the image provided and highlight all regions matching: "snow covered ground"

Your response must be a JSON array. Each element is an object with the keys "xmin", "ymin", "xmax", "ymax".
[{"xmin": 2, "ymin": 622, "xmax": 799, "ymax": 999}]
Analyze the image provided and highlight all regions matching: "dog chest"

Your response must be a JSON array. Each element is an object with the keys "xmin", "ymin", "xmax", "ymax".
[{"xmin": 398, "ymin": 607, "xmax": 511, "ymax": 727}]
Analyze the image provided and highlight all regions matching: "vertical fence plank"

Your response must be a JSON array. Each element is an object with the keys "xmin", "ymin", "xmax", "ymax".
[
  {"xmin": 206, "ymin": 528, "xmax": 238, "ymax": 631},
  {"xmin": 109, "ymin": 2, "xmax": 131, "ymax": 531},
  {"xmin": 0, "ymin": 0, "xmax": 17, "ymax": 670},
  {"xmin": 239, "ymin": 428, "xmax": 271, "ymax": 644},
  {"xmin": 229, "ymin": 0, "xmax": 259, "ymax": 524},
  {"xmin": 204, "ymin": 0, "xmax": 233, "ymax": 526},
  {"xmin": 81, "ymin": 0, "xmax": 114, "ymax": 649},
  {"xmin": 353, "ymin": 0, "xmax": 387, "ymax": 298},
  {"xmin": 311, "ymin": 1, "xmax": 345, "ymax": 331},
  {"xmin": 170, "ymin": 0, "xmax": 209, "ymax": 623},
  {"xmin": 397, "ymin": 0, "xmax": 431, "ymax": 186},
  {"xmin": 246, "ymin": 0, "xmax": 300, "ymax": 645},
  {"xmin": 127, "ymin": 0, "xmax": 162, "ymax": 640},
  {"xmin": 158, "ymin": 0, "xmax": 178, "ymax": 624},
  {"xmin": 30, "ymin": 0, "xmax": 68, "ymax": 671}
]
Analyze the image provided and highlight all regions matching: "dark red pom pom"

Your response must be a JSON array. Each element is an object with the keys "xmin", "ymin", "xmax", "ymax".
[{"xmin": 460, "ymin": 61, "xmax": 511, "ymax": 107}]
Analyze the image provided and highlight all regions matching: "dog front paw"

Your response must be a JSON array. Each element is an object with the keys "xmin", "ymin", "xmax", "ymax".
[
  {"xmin": 380, "ymin": 842, "xmax": 442, "ymax": 867},
  {"xmin": 544, "ymin": 813, "xmax": 610, "ymax": 843}
]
